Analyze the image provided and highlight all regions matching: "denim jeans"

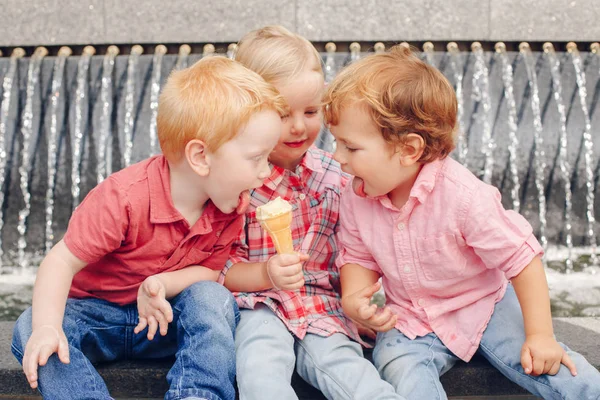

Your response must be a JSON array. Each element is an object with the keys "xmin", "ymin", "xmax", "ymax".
[
  {"xmin": 12, "ymin": 281, "xmax": 239, "ymax": 400},
  {"xmin": 372, "ymin": 285, "xmax": 600, "ymax": 400},
  {"xmin": 235, "ymin": 304, "xmax": 404, "ymax": 400}
]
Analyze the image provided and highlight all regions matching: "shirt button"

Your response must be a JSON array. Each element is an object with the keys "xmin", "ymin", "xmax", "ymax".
[
  {"xmin": 298, "ymin": 193, "xmax": 306, "ymax": 200},
  {"xmin": 418, "ymin": 299, "xmax": 425, "ymax": 307},
  {"xmin": 397, "ymin": 222, "xmax": 405, "ymax": 231},
  {"xmin": 403, "ymin": 265, "xmax": 411, "ymax": 273}
]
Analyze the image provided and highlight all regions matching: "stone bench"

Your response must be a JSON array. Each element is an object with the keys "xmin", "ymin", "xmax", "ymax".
[{"xmin": 1, "ymin": 318, "xmax": 599, "ymax": 399}]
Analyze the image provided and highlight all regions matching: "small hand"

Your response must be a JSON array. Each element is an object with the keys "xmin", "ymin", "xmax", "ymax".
[
  {"xmin": 266, "ymin": 253, "xmax": 309, "ymax": 291},
  {"xmin": 342, "ymin": 282, "xmax": 397, "ymax": 333},
  {"xmin": 135, "ymin": 276, "xmax": 173, "ymax": 340},
  {"xmin": 22, "ymin": 325, "xmax": 70, "ymax": 389},
  {"xmin": 521, "ymin": 334, "xmax": 577, "ymax": 376}
]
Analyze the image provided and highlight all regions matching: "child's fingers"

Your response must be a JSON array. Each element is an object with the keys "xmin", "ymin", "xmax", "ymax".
[
  {"xmin": 134, "ymin": 317, "xmax": 148, "ymax": 334},
  {"xmin": 369, "ymin": 306, "xmax": 393, "ymax": 326},
  {"xmin": 532, "ymin": 356, "xmax": 545, "ymax": 376},
  {"xmin": 358, "ymin": 303, "xmax": 377, "ymax": 320},
  {"xmin": 521, "ymin": 346, "xmax": 533, "ymax": 375},
  {"xmin": 146, "ymin": 316, "xmax": 158, "ymax": 340},
  {"xmin": 37, "ymin": 345, "xmax": 54, "ymax": 366},
  {"xmin": 279, "ymin": 262, "xmax": 303, "ymax": 277},
  {"xmin": 297, "ymin": 253, "xmax": 310, "ymax": 262},
  {"xmin": 155, "ymin": 311, "xmax": 169, "ymax": 336},
  {"xmin": 561, "ymin": 351, "xmax": 578, "ymax": 376},
  {"xmin": 357, "ymin": 281, "xmax": 381, "ymax": 300},
  {"xmin": 57, "ymin": 338, "xmax": 70, "ymax": 364},
  {"xmin": 147, "ymin": 279, "xmax": 161, "ymax": 296},
  {"xmin": 160, "ymin": 302, "xmax": 173, "ymax": 323},
  {"xmin": 368, "ymin": 307, "xmax": 397, "ymax": 331},
  {"xmin": 548, "ymin": 360, "xmax": 561, "ymax": 376},
  {"xmin": 25, "ymin": 347, "xmax": 40, "ymax": 387}
]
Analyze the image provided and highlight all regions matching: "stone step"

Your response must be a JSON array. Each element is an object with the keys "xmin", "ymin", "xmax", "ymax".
[{"xmin": 1, "ymin": 318, "xmax": 599, "ymax": 398}]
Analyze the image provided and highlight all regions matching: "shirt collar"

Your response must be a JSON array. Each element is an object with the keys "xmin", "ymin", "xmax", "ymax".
[
  {"xmin": 263, "ymin": 147, "xmax": 324, "ymax": 191},
  {"xmin": 375, "ymin": 157, "xmax": 445, "ymax": 209}
]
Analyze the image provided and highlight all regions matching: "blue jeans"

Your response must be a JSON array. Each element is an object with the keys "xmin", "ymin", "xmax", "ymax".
[
  {"xmin": 235, "ymin": 304, "xmax": 404, "ymax": 400},
  {"xmin": 372, "ymin": 285, "xmax": 600, "ymax": 400},
  {"xmin": 12, "ymin": 281, "xmax": 239, "ymax": 400}
]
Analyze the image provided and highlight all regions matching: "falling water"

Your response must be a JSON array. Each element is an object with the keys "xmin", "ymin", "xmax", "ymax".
[
  {"xmin": 349, "ymin": 42, "xmax": 361, "ymax": 64},
  {"xmin": 423, "ymin": 42, "xmax": 435, "ymax": 66},
  {"xmin": 44, "ymin": 47, "xmax": 70, "ymax": 253},
  {"xmin": 568, "ymin": 42, "xmax": 597, "ymax": 264},
  {"xmin": 227, "ymin": 43, "xmax": 237, "ymax": 60},
  {"xmin": 97, "ymin": 46, "xmax": 119, "ymax": 182},
  {"xmin": 447, "ymin": 43, "xmax": 468, "ymax": 165},
  {"xmin": 149, "ymin": 45, "xmax": 166, "ymax": 157},
  {"xmin": 496, "ymin": 43, "xmax": 521, "ymax": 211},
  {"xmin": 0, "ymin": 48, "xmax": 25, "ymax": 263},
  {"xmin": 472, "ymin": 42, "xmax": 495, "ymax": 184},
  {"xmin": 324, "ymin": 42, "xmax": 337, "ymax": 84},
  {"xmin": 521, "ymin": 43, "xmax": 548, "ymax": 250},
  {"xmin": 545, "ymin": 43, "xmax": 574, "ymax": 270},
  {"xmin": 70, "ymin": 46, "xmax": 94, "ymax": 210},
  {"xmin": 175, "ymin": 44, "xmax": 191, "ymax": 70},
  {"xmin": 17, "ymin": 47, "xmax": 47, "ymax": 268},
  {"xmin": 122, "ymin": 45, "xmax": 143, "ymax": 167}
]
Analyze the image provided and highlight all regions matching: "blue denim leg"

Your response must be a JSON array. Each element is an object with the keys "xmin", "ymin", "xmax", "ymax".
[
  {"xmin": 372, "ymin": 329, "xmax": 459, "ymax": 400},
  {"xmin": 161, "ymin": 281, "xmax": 239, "ymax": 400},
  {"xmin": 11, "ymin": 298, "xmax": 131, "ymax": 400},
  {"xmin": 478, "ymin": 284, "xmax": 600, "ymax": 400},
  {"xmin": 235, "ymin": 304, "xmax": 297, "ymax": 400},
  {"xmin": 295, "ymin": 332, "xmax": 406, "ymax": 400}
]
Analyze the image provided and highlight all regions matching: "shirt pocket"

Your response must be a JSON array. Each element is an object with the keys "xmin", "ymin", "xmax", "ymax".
[{"xmin": 416, "ymin": 233, "xmax": 467, "ymax": 281}]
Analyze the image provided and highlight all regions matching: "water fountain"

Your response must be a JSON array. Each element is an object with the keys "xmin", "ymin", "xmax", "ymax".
[{"xmin": 0, "ymin": 41, "xmax": 600, "ymax": 320}]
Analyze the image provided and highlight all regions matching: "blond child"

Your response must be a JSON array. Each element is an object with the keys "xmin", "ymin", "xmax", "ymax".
[
  {"xmin": 221, "ymin": 26, "xmax": 403, "ymax": 400},
  {"xmin": 11, "ymin": 57, "xmax": 287, "ymax": 400},
  {"xmin": 324, "ymin": 45, "xmax": 600, "ymax": 399}
]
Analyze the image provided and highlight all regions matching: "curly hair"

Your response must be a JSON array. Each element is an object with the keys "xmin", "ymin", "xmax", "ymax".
[{"xmin": 324, "ymin": 44, "xmax": 457, "ymax": 162}]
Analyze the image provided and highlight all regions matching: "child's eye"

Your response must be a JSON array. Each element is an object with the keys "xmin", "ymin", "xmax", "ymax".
[
  {"xmin": 305, "ymin": 110, "xmax": 318, "ymax": 116},
  {"xmin": 345, "ymin": 144, "xmax": 358, "ymax": 153},
  {"xmin": 281, "ymin": 114, "xmax": 290, "ymax": 122}
]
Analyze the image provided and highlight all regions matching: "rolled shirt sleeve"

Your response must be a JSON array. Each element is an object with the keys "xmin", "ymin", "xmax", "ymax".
[{"xmin": 462, "ymin": 185, "xmax": 543, "ymax": 279}]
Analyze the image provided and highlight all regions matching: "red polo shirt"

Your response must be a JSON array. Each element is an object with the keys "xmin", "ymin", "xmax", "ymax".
[{"xmin": 64, "ymin": 155, "xmax": 243, "ymax": 305}]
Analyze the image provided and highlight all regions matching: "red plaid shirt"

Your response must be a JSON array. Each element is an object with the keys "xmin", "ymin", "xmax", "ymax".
[{"xmin": 221, "ymin": 147, "xmax": 364, "ymax": 343}]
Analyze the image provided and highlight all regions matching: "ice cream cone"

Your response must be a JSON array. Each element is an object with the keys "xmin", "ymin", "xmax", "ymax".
[{"xmin": 256, "ymin": 197, "xmax": 294, "ymax": 254}]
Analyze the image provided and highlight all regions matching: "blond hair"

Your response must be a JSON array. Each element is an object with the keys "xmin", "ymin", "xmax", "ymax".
[
  {"xmin": 157, "ymin": 56, "xmax": 288, "ymax": 161},
  {"xmin": 235, "ymin": 25, "xmax": 323, "ymax": 85},
  {"xmin": 324, "ymin": 45, "xmax": 457, "ymax": 162}
]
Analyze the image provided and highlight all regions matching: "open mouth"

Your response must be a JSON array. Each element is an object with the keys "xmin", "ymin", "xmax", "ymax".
[
  {"xmin": 236, "ymin": 190, "xmax": 250, "ymax": 214},
  {"xmin": 352, "ymin": 177, "xmax": 367, "ymax": 198}
]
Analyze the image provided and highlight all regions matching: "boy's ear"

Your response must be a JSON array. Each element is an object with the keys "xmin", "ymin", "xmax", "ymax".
[
  {"xmin": 397, "ymin": 133, "xmax": 425, "ymax": 166},
  {"xmin": 185, "ymin": 139, "xmax": 210, "ymax": 177}
]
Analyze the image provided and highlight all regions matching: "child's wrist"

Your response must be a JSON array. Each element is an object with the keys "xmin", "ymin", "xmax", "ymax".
[
  {"xmin": 36, "ymin": 324, "xmax": 61, "ymax": 339},
  {"xmin": 265, "ymin": 257, "xmax": 280, "ymax": 290}
]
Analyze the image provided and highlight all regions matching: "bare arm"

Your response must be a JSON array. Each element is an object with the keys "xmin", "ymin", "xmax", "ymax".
[
  {"xmin": 155, "ymin": 265, "xmax": 220, "ymax": 299},
  {"xmin": 511, "ymin": 255, "xmax": 577, "ymax": 376},
  {"xmin": 340, "ymin": 263, "xmax": 380, "ymax": 297},
  {"xmin": 31, "ymin": 240, "xmax": 87, "ymax": 330},
  {"xmin": 511, "ymin": 256, "xmax": 553, "ymax": 338},
  {"xmin": 223, "ymin": 261, "xmax": 271, "ymax": 292},
  {"xmin": 24, "ymin": 239, "xmax": 87, "ymax": 389}
]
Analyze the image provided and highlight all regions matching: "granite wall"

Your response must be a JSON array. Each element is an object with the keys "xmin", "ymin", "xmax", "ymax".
[{"xmin": 1, "ymin": 0, "xmax": 599, "ymax": 47}]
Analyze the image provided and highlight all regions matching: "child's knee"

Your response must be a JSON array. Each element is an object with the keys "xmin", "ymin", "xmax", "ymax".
[{"xmin": 177, "ymin": 281, "xmax": 238, "ymax": 327}]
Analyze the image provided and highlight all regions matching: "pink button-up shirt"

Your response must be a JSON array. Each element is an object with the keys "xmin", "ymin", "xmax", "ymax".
[{"xmin": 336, "ymin": 157, "xmax": 543, "ymax": 361}]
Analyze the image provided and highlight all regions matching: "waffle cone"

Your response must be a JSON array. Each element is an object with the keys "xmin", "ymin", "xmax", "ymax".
[{"xmin": 259, "ymin": 211, "xmax": 294, "ymax": 254}]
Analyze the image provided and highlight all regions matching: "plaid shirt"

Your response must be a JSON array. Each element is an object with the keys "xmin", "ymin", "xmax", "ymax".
[{"xmin": 222, "ymin": 147, "xmax": 364, "ymax": 343}]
